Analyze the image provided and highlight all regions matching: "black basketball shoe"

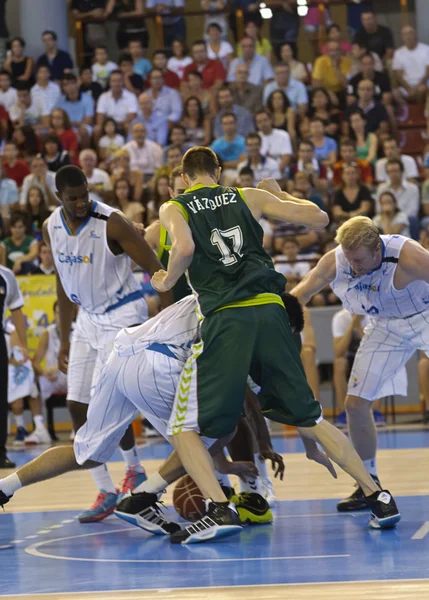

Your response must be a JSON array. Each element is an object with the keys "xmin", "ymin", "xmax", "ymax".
[
  {"xmin": 114, "ymin": 491, "xmax": 181, "ymax": 535},
  {"xmin": 0, "ymin": 490, "xmax": 12, "ymax": 509},
  {"xmin": 366, "ymin": 490, "xmax": 401, "ymax": 529},
  {"xmin": 231, "ymin": 492, "xmax": 273, "ymax": 525},
  {"xmin": 170, "ymin": 499, "xmax": 242, "ymax": 544},
  {"xmin": 337, "ymin": 475, "xmax": 381, "ymax": 512},
  {"xmin": 0, "ymin": 455, "xmax": 16, "ymax": 469}
]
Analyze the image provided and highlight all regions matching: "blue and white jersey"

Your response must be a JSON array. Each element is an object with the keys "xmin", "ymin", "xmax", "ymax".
[
  {"xmin": 331, "ymin": 235, "xmax": 429, "ymax": 319},
  {"xmin": 48, "ymin": 201, "xmax": 142, "ymax": 315}
]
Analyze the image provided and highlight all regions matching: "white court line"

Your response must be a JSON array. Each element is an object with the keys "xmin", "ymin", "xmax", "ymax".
[{"xmin": 412, "ymin": 521, "xmax": 429, "ymax": 540}]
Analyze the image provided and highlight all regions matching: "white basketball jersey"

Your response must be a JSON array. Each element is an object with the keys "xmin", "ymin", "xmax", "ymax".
[
  {"xmin": 48, "ymin": 202, "xmax": 142, "ymax": 314},
  {"xmin": 115, "ymin": 295, "xmax": 199, "ymax": 362},
  {"xmin": 45, "ymin": 323, "xmax": 61, "ymax": 369},
  {"xmin": 331, "ymin": 234, "xmax": 429, "ymax": 318}
]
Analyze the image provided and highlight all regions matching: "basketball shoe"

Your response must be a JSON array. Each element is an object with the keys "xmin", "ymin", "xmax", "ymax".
[
  {"xmin": 231, "ymin": 492, "xmax": 273, "ymax": 525},
  {"xmin": 13, "ymin": 427, "xmax": 29, "ymax": 447},
  {"xmin": 367, "ymin": 490, "xmax": 401, "ymax": 529},
  {"xmin": 0, "ymin": 489, "xmax": 11, "ymax": 508},
  {"xmin": 337, "ymin": 474, "xmax": 381, "ymax": 512},
  {"xmin": 78, "ymin": 489, "xmax": 119, "ymax": 523},
  {"xmin": 115, "ymin": 491, "xmax": 181, "ymax": 535},
  {"xmin": 170, "ymin": 500, "xmax": 242, "ymax": 544},
  {"xmin": 117, "ymin": 467, "xmax": 147, "ymax": 504},
  {"xmin": 25, "ymin": 427, "xmax": 51, "ymax": 446}
]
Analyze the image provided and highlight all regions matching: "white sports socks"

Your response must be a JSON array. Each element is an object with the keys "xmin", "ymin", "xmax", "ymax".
[{"xmin": 90, "ymin": 464, "xmax": 117, "ymax": 494}]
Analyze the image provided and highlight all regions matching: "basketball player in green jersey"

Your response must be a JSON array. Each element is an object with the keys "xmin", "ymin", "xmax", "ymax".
[{"xmin": 151, "ymin": 147, "xmax": 401, "ymax": 544}]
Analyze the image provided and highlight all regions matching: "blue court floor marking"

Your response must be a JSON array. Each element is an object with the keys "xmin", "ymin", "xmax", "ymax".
[{"xmin": 1, "ymin": 496, "xmax": 429, "ymax": 595}]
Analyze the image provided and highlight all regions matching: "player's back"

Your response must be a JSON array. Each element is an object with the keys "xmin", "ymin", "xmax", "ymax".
[
  {"xmin": 48, "ymin": 201, "xmax": 142, "ymax": 315},
  {"xmin": 167, "ymin": 185, "xmax": 285, "ymax": 316}
]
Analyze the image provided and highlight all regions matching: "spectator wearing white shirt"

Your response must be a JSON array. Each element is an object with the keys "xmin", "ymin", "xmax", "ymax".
[
  {"xmin": 373, "ymin": 190, "xmax": 410, "ymax": 238},
  {"xmin": 123, "ymin": 122, "xmax": 163, "ymax": 180},
  {"xmin": 263, "ymin": 63, "xmax": 308, "ymax": 116},
  {"xmin": 9, "ymin": 82, "xmax": 49, "ymax": 134},
  {"xmin": 167, "ymin": 39, "xmax": 193, "ymax": 80},
  {"xmin": 255, "ymin": 109, "xmax": 292, "ymax": 175},
  {"xmin": 91, "ymin": 46, "xmax": 118, "ymax": 90},
  {"xmin": 95, "ymin": 70, "xmax": 138, "ymax": 142},
  {"xmin": 273, "ymin": 237, "xmax": 311, "ymax": 285},
  {"xmin": 227, "ymin": 37, "xmax": 275, "ymax": 87},
  {"xmin": 206, "ymin": 22, "xmax": 233, "ymax": 68},
  {"xmin": 79, "ymin": 149, "xmax": 112, "ymax": 203},
  {"xmin": 375, "ymin": 137, "xmax": 418, "ymax": 183},
  {"xmin": 31, "ymin": 65, "xmax": 61, "ymax": 113},
  {"xmin": 237, "ymin": 132, "xmax": 281, "ymax": 182},
  {"xmin": 0, "ymin": 70, "xmax": 17, "ymax": 111},
  {"xmin": 147, "ymin": 68, "xmax": 182, "ymax": 126},
  {"xmin": 376, "ymin": 158, "xmax": 420, "ymax": 219},
  {"xmin": 393, "ymin": 25, "xmax": 429, "ymax": 104},
  {"xmin": 19, "ymin": 155, "xmax": 56, "ymax": 206}
]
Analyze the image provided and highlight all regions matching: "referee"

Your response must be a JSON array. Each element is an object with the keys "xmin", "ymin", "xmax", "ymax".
[{"xmin": 0, "ymin": 264, "xmax": 27, "ymax": 469}]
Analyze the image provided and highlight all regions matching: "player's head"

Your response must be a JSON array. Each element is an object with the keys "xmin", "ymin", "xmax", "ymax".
[
  {"xmin": 170, "ymin": 166, "xmax": 186, "ymax": 198},
  {"xmin": 335, "ymin": 216, "xmax": 382, "ymax": 277},
  {"xmin": 56, "ymin": 165, "xmax": 90, "ymax": 222},
  {"xmin": 281, "ymin": 293, "xmax": 304, "ymax": 334},
  {"xmin": 181, "ymin": 146, "xmax": 221, "ymax": 186}
]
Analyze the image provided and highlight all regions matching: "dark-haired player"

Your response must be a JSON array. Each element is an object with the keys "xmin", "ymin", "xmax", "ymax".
[{"xmin": 40, "ymin": 165, "xmax": 173, "ymax": 522}]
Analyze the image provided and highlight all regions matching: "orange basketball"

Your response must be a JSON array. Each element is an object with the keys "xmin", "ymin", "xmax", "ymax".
[{"xmin": 173, "ymin": 475, "xmax": 206, "ymax": 522}]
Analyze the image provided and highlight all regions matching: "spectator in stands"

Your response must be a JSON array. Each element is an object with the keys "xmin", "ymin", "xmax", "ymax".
[
  {"xmin": 105, "ymin": 0, "xmax": 148, "ymax": 50},
  {"xmin": 345, "ymin": 79, "xmax": 389, "ymax": 135},
  {"xmin": 393, "ymin": 25, "xmax": 429, "ymax": 105},
  {"xmin": 36, "ymin": 30, "xmax": 74, "ymax": 83},
  {"xmin": 95, "ymin": 70, "xmax": 138, "ymax": 139},
  {"xmin": 332, "ymin": 139, "xmax": 373, "ymax": 189},
  {"xmin": 125, "ymin": 38, "xmax": 152, "ymax": 79},
  {"xmin": 128, "ymin": 93, "xmax": 169, "ymax": 146},
  {"xmin": 162, "ymin": 124, "xmax": 192, "ymax": 160},
  {"xmin": 49, "ymin": 109, "xmax": 79, "ymax": 166},
  {"xmin": 146, "ymin": 0, "xmax": 186, "ymax": 48},
  {"xmin": 273, "ymin": 236, "xmax": 311, "ymax": 287},
  {"xmin": 266, "ymin": 90, "xmax": 296, "ymax": 144},
  {"xmin": 278, "ymin": 42, "xmax": 308, "ymax": 84},
  {"xmin": 312, "ymin": 40, "xmax": 351, "ymax": 106},
  {"xmin": 293, "ymin": 172, "xmax": 326, "ymax": 211},
  {"xmin": 110, "ymin": 149, "xmax": 143, "ymax": 203},
  {"xmin": 118, "ymin": 53, "xmax": 145, "ymax": 96},
  {"xmin": 267, "ymin": 0, "xmax": 300, "ymax": 52},
  {"xmin": 228, "ymin": 37, "xmax": 274, "ymax": 86},
  {"xmin": 146, "ymin": 68, "xmax": 182, "ymax": 126},
  {"xmin": 24, "ymin": 186, "xmax": 51, "ymax": 240},
  {"xmin": 1, "ymin": 213, "xmax": 38, "ymax": 274},
  {"xmin": 180, "ymin": 70, "xmax": 212, "ymax": 114},
  {"xmin": 228, "ymin": 64, "xmax": 263, "ymax": 114},
  {"xmin": 263, "ymin": 63, "xmax": 308, "ymax": 117},
  {"xmin": 56, "ymin": 74, "xmax": 94, "ymax": 149},
  {"xmin": 112, "ymin": 177, "xmax": 145, "ymax": 224},
  {"xmin": 301, "ymin": 87, "xmax": 340, "ymax": 141},
  {"xmin": 332, "ymin": 164, "xmax": 373, "ymax": 225},
  {"xmin": 376, "ymin": 158, "xmax": 420, "ymax": 219},
  {"xmin": 348, "ymin": 108, "xmax": 378, "ymax": 164},
  {"xmin": 153, "ymin": 144, "xmax": 183, "ymax": 181},
  {"xmin": 290, "ymin": 140, "xmax": 328, "ymax": 192},
  {"xmin": 211, "ymin": 113, "xmax": 247, "ymax": 185},
  {"xmin": 152, "ymin": 50, "xmax": 181, "ymax": 90},
  {"xmin": 347, "ymin": 52, "xmax": 392, "ymax": 106},
  {"xmin": 91, "ymin": 46, "xmax": 118, "ymax": 90},
  {"xmin": 255, "ymin": 109, "xmax": 292, "ymax": 175},
  {"xmin": 79, "ymin": 66, "xmax": 103, "ymax": 102},
  {"xmin": 20, "ymin": 155, "xmax": 56, "ymax": 206},
  {"xmin": 373, "ymin": 190, "xmax": 410, "ymax": 238},
  {"xmin": 212, "ymin": 86, "xmax": 253, "ymax": 139},
  {"xmin": 168, "ymin": 39, "xmax": 192, "ymax": 81},
  {"xmin": 309, "ymin": 118, "xmax": 337, "ymax": 166},
  {"xmin": 3, "ymin": 37, "xmax": 34, "ymax": 87},
  {"xmin": 375, "ymin": 137, "xmax": 418, "ymax": 183},
  {"xmin": 31, "ymin": 65, "xmax": 61, "ymax": 114},
  {"xmin": 79, "ymin": 149, "xmax": 112, "ymax": 203},
  {"xmin": 98, "ymin": 117, "xmax": 125, "ymax": 163},
  {"xmin": 13, "ymin": 125, "xmax": 39, "ymax": 162},
  {"xmin": 202, "ymin": 0, "xmax": 228, "ymax": 41},
  {"xmin": 9, "ymin": 82, "xmax": 49, "ymax": 133},
  {"xmin": 71, "ymin": 0, "xmax": 108, "ymax": 49},
  {"xmin": 0, "ymin": 0, "xmax": 8, "ymax": 68},
  {"xmin": 349, "ymin": 41, "xmax": 384, "ymax": 77},
  {"xmin": 183, "ymin": 40, "xmax": 226, "ymax": 92},
  {"xmin": 238, "ymin": 165, "xmax": 255, "ymax": 188},
  {"xmin": 237, "ymin": 20, "xmax": 272, "ymax": 61},
  {"xmin": 0, "ymin": 161, "xmax": 18, "ymax": 220},
  {"xmin": 2, "ymin": 141, "xmax": 30, "ymax": 190},
  {"xmin": 147, "ymin": 174, "xmax": 171, "ymax": 223},
  {"xmin": 320, "ymin": 23, "xmax": 352, "ymax": 56},
  {"xmin": 0, "ymin": 70, "xmax": 17, "ymax": 111},
  {"xmin": 32, "ymin": 241, "xmax": 54, "ymax": 275},
  {"xmin": 237, "ymin": 132, "xmax": 281, "ymax": 181},
  {"xmin": 181, "ymin": 96, "xmax": 212, "ymax": 146},
  {"xmin": 42, "ymin": 136, "xmax": 71, "ymax": 173},
  {"xmin": 206, "ymin": 23, "xmax": 234, "ymax": 69},
  {"xmin": 123, "ymin": 122, "xmax": 163, "ymax": 180},
  {"xmin": 353, "ymin": 9, "xmax": 394, "ymax": 63}
]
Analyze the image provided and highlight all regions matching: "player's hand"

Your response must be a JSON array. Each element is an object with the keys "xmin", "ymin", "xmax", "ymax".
[
  {"xmin": 9, "ymin": 346, "xmax": 28, "ymax": 366},
  {"xmin": 257, "ymin": 178, "xmax": 281, "ymax": 193},
  {"xmin": 59, "ymin": 344, "xmax": 70, "ymax": 374},
  {"xmin": 306, "ymin": 445, "xmax": 337, "ymax": 479},
  {"xmin": 225, "ymin": 460, "xmax": 259, "ymax": 482},
  {"xmin": 132, "ymin": 222, "xmax": 145, "ymax": 236},
  {"xmin": 259, "ymin": 447, "xmax": 285, "ymax": 480},
  {"xmin": 151, "ymin": 270, "xmax": 173, "ymax": 292},
  {"xmin": 44, "ymin": 366, "xmax": 59, "ymax": 381}
]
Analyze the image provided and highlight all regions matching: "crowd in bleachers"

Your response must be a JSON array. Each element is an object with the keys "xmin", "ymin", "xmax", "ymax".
[{"xmin": 1, "ymin": 2, "xmax": 429, "ymax": 307}]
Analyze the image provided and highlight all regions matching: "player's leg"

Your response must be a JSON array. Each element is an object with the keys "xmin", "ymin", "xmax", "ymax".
[
  {"xmin": 9, "ymin": 397, "xmax": 28, "ymax": 446},
  {"xmin": 418, "ymin": 353, "xmax": 429, "ymax": 422},
  {"xmin": 25, "ymin": 388, "xmax": 51, "ymax": 445}
]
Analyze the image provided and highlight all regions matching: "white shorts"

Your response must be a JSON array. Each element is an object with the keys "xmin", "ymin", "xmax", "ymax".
[
  {"xmin": 346, "ymin": 313, "xmax": 429, "ymax": 401},
  {"xmin": 8, "ymin": 361, "xmax": 38, "ymax": 404},
  {"xmin": 39, "ymin": 371, "xmax": 68, "ymax": 402},
  {"xmin": 68, "ymin": 299, "xmax": 148, "ymax": 405},
  {"xmin": 74, "ymin": 345, "xmax": 215, "ymax": 465}
]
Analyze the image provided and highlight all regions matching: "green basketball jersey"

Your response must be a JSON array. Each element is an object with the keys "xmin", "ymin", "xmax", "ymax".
[
  {"xmin": 159, "ymin": 246, "xmax": 191, "ymax": 303},
  {"xmin": 165, "ymin": 184, "xmax": 286, "ymax": 316}
]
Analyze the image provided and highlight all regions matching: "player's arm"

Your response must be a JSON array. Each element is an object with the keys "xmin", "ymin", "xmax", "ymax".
[
  {"xmin": 32, "ymin": 329, "xmax": 49, "ymax": 376},
  {"xmin": 397, "ymin": 239, "xmax": 429, "ymax": 287},
  {"xmin": 107, "ymin": 211, "xmax": 174, "ymax": 308},
  {"xmin": 144, "ymin": 220, "xmax": 161, "ymax": 253},
  {"xmin": 10, "ymin": 309, "xmax": 28, "ymax": 353},
  {"xmin": 151, "ymin": 203, "xmax": 195, "ymax": 293},
  {"xmin": 290, "ymin": 250, "xmax": 337, "ymax": 306}
]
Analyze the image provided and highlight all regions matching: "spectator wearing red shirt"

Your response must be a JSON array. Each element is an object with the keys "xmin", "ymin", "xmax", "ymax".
[
  {"xmin": 152, "ymin": 50, "xmax": 180, "ymax": 90},
  {"xmin": 2, "ymin": 141, "xmax": 30, "ymax": 189},
  {"xmin": 183, "ymin": 40, "xmax": 226, "ymax": 92},
  {"xmin": 0, "ymin": 103, "xmax": 9, "ymax": 140},
  {"xmin": 50, "ymin": 108, "xmax": 80, "ymax": 165},
  {"xmin": 332, "ymin": 138, "xmax": 373, "ymax": 189}
]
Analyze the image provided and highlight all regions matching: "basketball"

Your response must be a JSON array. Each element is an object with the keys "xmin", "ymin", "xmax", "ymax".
[{"xmin": 173, "ymin": 475, "xmax": 206, "ymax": 522}]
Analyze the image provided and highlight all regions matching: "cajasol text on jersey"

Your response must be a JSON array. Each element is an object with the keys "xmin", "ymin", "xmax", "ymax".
[{"xmin": 57, "ymin": 251, "xmax": 94, "ymax": 265}]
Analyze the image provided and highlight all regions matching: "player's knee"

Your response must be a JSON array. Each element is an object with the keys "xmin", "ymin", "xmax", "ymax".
[{"xmin": 345, "ymin": 395, "xmax": 371, "ymax": 416}]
